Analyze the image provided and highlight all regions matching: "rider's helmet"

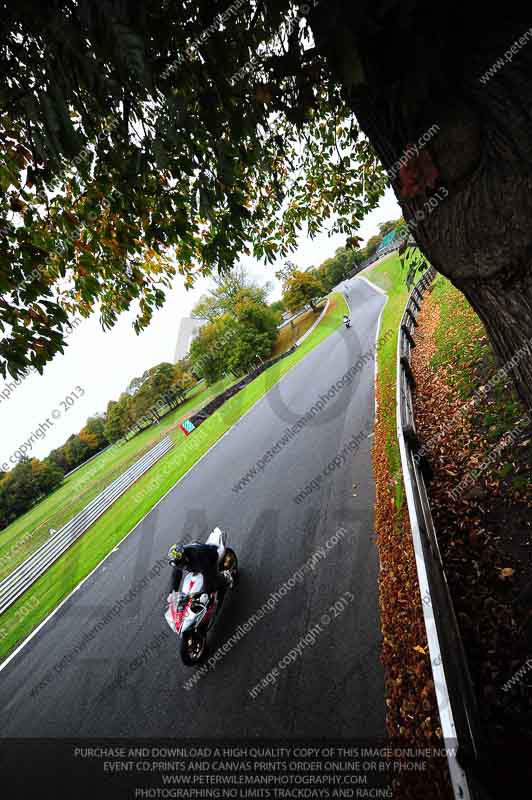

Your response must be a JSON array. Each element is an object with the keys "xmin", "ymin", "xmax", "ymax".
[{"xmin": 168, "ymin": 544, "xmax": 185, "ymax": 565}]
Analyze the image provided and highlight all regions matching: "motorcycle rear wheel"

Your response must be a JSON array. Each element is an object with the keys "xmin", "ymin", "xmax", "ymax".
[{"xmin": 180, "ymin": 632, "xmax": 207, "ymax": 666}]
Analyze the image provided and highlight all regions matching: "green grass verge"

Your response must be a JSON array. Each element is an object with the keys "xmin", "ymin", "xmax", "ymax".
[
  {"xmin": 0, "ymin": 293, "xmax": 348, "ymax": 662},
  {"xmin": 430, "ymin": 275, "xmax": 487, "ymax": 398},
  {"xmin": 430, "ymin": 275, "xmax": 525, "ymax": 447},
  {"xmin": 364, "ymin": 253, "xmax": 411, "ymax": 508}
]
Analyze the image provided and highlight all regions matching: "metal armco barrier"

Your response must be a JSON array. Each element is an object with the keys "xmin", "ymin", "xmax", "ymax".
[
  {"xmin": 277, "ymin": 297, "xmax": 327, "ymax": 330},
  {"xmin": 396, "ymin": 269, "xmax": 490, "ymax": 800},
  {"xmin": 0, "ymin": 436, "xmax": 173, "ymax": 616}
]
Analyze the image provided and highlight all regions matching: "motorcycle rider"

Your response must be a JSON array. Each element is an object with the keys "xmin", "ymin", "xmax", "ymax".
[
  {"xmin": 343, "ymin": 314, "xmax": 351, "ymax": 328},
  {"xmin": 168, "ymin": 540, "xmax": 234, "ymax": 594}
]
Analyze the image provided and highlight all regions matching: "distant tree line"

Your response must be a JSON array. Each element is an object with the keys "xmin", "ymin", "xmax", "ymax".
[
  {"xmin": 189, "ymin": 266, "xmax": 280, "ymax": 384},
  {"xmin": 102, "ymin": 360, "xmax": 195, "ymax": 443},
  {"xmin": 307, "ymin": 218, "xmax": 404, "ymax": 292},
  {"xmin": 360, "ymin": 218, "xmax": 403, "ymax": 262},
  {"xmin": 279, "ymin": 265, "xmax": 325, "ymax": 312},
  {"xmin": 0, "ymin": 360, "xmax": 195, "ymax": 531}
]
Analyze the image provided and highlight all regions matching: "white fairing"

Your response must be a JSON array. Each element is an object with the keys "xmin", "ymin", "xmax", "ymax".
[
  {"xmin": 164, "ymin": 593, "xmax": 179, "ymax": 634},
  {"xmin": 181, "ymin": 572, "xmax": 204, "ymax": 594},
  {"xmin": 181, "ymin": 604, "xmax": 202, "ymax": 634},
  {"xmin": 206, "ymin": 526, "xmax": 226, "ymax": 562}
]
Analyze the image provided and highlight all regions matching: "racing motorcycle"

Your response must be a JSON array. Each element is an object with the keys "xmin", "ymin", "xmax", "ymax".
[
  {"xmin": 164, "ymin": 527, "xmax": 239, "ymax": 666},
  {"xmin": 343, "ymin": 315, "xmax": 352, "ymax": 329}
]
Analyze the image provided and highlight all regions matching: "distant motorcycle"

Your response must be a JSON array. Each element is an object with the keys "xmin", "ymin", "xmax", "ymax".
[
  {"xmin": 164, "ymin": 527, "xmax": 239, "ymax": 666},
  {"xmin": 343, "ymin": 316, "xmax": 352, "ymax": 329}
]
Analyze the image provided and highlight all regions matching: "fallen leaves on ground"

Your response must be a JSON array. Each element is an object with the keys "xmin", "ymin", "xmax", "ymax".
[
  {"xmin": 410, "ymin": 283, "xmax": 532, "ymax": 794},
  {"xmin": 373, "ymin": 377, "xmax": 452, "ymax": 800}
]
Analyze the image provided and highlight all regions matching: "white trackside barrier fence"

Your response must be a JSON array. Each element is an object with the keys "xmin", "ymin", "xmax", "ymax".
[
  {"xmin": 397, "ymin": 269, "xmax": 489, "ymax": 800},
  {"xmin": 0, "ymin": 436, "xmax": 173, "ymax": 616}
]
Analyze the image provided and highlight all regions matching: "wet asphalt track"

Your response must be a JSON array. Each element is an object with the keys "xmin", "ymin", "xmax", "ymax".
[{"xmin": 0, "ymin": 276, "xmax": 387, "ymax": 750}]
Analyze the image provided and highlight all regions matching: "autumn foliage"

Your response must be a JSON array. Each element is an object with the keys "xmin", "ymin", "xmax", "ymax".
[
  {"xmin": 373, "ymin": 379, "xmax": 452, "ymax": 799},
  {"xmin": 410, "ymin": 279, "xmax": 532, "ymax": 793}
]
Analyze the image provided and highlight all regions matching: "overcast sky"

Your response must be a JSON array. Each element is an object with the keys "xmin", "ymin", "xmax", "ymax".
[{"xmin": 0, "ymin": 187, "xmax": 400, "ymax": 466}]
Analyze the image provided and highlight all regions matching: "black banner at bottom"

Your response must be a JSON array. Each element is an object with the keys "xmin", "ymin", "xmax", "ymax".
[{"xmin": 1, "ymin": 739, "xmax": 457, "ymax": 799}]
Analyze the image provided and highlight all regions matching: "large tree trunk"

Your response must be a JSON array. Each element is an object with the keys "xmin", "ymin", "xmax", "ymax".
[
  {"xmin": 311, "ymin": 4, "xmax": 532, "ymax": 409},
  {"xmin": 459, "ymin": 274, "xmax": 532, "ymax": 407}
]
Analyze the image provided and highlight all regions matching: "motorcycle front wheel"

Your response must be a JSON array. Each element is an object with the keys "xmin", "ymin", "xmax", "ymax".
[{"xmin": 180, "ymin": 631, "xmax": 207, "ymax": 666}]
